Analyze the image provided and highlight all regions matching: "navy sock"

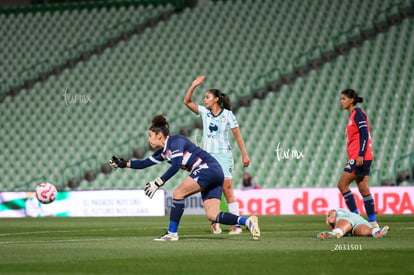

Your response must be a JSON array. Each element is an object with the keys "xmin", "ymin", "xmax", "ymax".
[
  {"xmin": 343, "ymin": 191, "xmax": 359, "ymax": 214},
  {"xmin": 168, "ymin": 199, "xmax": 185, "ymax": 233},
  {"xmin": 215, "ymin": 212, "xmax": 240, "ymax": 225},
  {"xmin": 363, "ymin": 194, "xmax": 376, "ymax": 222}
]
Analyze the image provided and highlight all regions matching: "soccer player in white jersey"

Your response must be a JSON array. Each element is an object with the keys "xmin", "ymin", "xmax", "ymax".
[
  {"xmin": 317, "ymin": 208, "xmax": 389, "ymax": 240},
  {"xmin": 184, "ymin": 76, "xmax": 250, "ymax": 234}
]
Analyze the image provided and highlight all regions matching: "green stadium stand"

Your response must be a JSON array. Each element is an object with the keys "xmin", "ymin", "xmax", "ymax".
[
  {"xmin": 0, "ymin": 0, "xmax": 412, "ymax": 191},
  {"xmin": 0, "ymin": 2, "xmax": 176, "ymax": 95},
  {"xmin": 230, "ymin": 17, "xmax": 414, "ymax": 188}
]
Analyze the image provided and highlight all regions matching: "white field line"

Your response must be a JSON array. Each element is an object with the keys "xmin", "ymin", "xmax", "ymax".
[
  {"xmin": 0, "ymin": 237, "xmax": 121, "ymax": 245},
  {"xmin": 0, "ymin": 228, "xmax": 148, "ymax": 245},
  {"xmin": 0, "ymin": 230, "xmax": 75, "ymax": 236},
  {"xmin": 0, "ymin": 228, "xmax": 124, "ymax": 237}
]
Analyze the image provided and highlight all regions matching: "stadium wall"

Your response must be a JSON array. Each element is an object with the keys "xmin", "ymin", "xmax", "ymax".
[{"xmin": 1, "ymin": 187, "xmax": 412, "ymax": 217}]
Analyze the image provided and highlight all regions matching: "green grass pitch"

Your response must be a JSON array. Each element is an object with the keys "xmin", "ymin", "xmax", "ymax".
[{"xmin": 1, "ymin": 215, "xmax": 413, "ymax": 274}]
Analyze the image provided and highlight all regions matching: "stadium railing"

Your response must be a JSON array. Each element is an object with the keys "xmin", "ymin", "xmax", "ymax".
[
  {"xmin": 249, "ymin": 0, "xmax": 414, "ymax": 98},
  {"xmin": 0, "ymin": 0, "xmax": 183, "ymax": 98},
  {"xmin": 7, "ymin": 0, "xmax": 414, "ymax": 191},
  {"xmin": 4, "ymin": 176, "xmax": 48, "ymax": 193},
  {"xmin": 0, "ymin": 0, "xmax": 187, "ymax": 15},
  {"xmin": 393, "ymin": 152, "xmax": 414, "ymax": 186},
  {"xmin": 60, "ymin": 156, "xmax": 100, "ymax": 190},
  {"xmin": 370, "ymin": 169, "xmax": 382, "ymax": 187},
  {"xmin": 73, "ymin": 0, "xmax": 414, "ymax": 191}
]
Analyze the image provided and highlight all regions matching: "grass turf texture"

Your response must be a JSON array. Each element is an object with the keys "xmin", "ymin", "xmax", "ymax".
[{"xmin": 0, "ymin": 215, "xmax": 413, "ymax": 274}]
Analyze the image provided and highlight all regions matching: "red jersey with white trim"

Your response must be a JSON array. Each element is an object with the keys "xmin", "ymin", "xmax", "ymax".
[{"xmin": 346, "ymin": 108, "xmax": 373, "ymax": 160}]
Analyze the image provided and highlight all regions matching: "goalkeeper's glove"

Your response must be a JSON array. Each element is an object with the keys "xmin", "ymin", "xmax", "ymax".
[
  {"xmin": 109, "ymin": 155, "xmax": 127, "ymax": 170},
  {"xmin": 144, "ymin": 177, "xmax": 165, "ymax": 199}
]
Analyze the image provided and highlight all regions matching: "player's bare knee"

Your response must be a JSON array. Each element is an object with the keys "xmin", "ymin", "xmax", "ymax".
[
  {"xmin": 357, "ymin": 179, "xmax": 370, "ymax": 195},
  {"xmin": 358, "ymin": 186, "xmax": 371, "ymax": 196},
  {"xmin": 172, "ymin": 189, "xmax": 185, "ymax": 200},
  {"xmin": 337, "ymin": 182, "xmax": 347, "ymax": 192}
]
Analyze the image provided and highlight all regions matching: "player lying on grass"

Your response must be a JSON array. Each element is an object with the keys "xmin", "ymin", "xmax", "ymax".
[
  {"xmin": 317, "ymin": 208, "xmax": 389, "ymax": 240},
  {"xmin": 109, "ymin": 114, "xmax": 260, "ymax": 241}
]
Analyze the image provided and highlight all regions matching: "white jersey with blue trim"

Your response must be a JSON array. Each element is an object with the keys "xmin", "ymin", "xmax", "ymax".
[{"xmin": 198, "ymin": 105, "xmax": 238, "ymax": 154}]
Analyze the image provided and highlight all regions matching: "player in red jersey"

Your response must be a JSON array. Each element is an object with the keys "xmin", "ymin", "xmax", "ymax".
[{"xmin": 337, "ymin": 89, "xmax": 378, "ymax": 227}]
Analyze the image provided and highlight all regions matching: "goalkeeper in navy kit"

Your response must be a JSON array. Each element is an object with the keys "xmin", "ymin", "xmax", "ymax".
[{"xmin": 110, "ymin": 114, "xmax": 260, "ymax": 241}]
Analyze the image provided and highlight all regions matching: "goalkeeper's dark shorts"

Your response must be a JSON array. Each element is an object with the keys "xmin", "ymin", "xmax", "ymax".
[{"xmin": 189, "ymin": 162, "xmax": 224, "ymax": 201}]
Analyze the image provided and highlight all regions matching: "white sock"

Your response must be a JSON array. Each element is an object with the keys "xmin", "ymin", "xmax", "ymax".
[
  {"xmin": 227, "ymin": 202, "xmax": 240, "ymax": 216},
  {"xmin": 332, "ymin": 228, "xmax": 344, "ymax": 238},
  {"xmin": 371, "ymin": 228, "xmax": 380, "ymax": 237}
]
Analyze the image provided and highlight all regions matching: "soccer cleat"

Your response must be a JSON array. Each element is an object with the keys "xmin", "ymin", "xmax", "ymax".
[
  {"xmin": 373, "ymin": 225, "xmax": 389, "ymax": 238},
  {"xmin": 153, "ymin": 232, "xmax": 179, "ymax": 241},
  {"xmin": 229, "ymin": 225, "xmax": 243, "ymax": 235},
  {"xmin": 210, "ymin": 223, "xmax": 222, "ymax": 234},
  {"xmin": 246, "ymin": 216, "xmax": 260, "ymax": 240},
  {"xmin": 370, "ymin": 221, "xmax": 380, "ymax": 228},
  {"xmin": 317, "ymin": 232, "xmax": 338, "ymax": 240}
]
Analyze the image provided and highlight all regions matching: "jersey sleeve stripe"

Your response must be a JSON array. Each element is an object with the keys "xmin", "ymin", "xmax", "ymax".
[
  {"xmin": 171, "ymin": 153, "xmax": 184, "ymax": 158},
  {"xmin": 149, "ymin": 156, "xmax": 162, "ymax": 163}
]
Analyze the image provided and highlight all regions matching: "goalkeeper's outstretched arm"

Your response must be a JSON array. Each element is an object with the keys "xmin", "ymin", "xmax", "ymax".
[{"xmin": 110, "ymin": 153, "xmax": 162, "ymax": 170}]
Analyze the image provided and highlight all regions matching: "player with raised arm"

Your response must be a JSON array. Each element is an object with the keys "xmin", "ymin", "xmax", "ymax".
[
  {"xmin": 109, "ymin": 115, "xmax": 260, "ymax": 241},
  {"xmin": 317, "ymin": 208, "xmax": 389, "ymax": 239},
  {"xmin": 183, "ymin": 76, "xmax": 250, "ymax": 235},
  {"xmin": 337, "ymin": 89, "xmax": 378, "ymax": 227}
]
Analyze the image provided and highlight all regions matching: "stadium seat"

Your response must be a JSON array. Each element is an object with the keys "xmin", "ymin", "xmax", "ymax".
[
  {"xmin": 1, "ymin": 0, "xmax": 412, "ymax": 191},
  {"xmin": 0, "ymin": 2, "xmax": 175, "ymax": 95}
]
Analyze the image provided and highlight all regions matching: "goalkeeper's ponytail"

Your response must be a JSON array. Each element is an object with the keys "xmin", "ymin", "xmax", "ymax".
[{"xmin": 150, "ymin": 115, "xmax": 170, "ymax": 137}]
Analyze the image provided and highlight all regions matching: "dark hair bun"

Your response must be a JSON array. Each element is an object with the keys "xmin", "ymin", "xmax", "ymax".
[
  {"xmin": 152, "ymin": 115, "xmax": 168, "ymax": 128},
  {"xmin": 149, "ymin": 115, "xmax": 170, "ymax": 137},
  {"xmin": 357, "ymin": 97, "xmax": 364, "ymax": 103}
]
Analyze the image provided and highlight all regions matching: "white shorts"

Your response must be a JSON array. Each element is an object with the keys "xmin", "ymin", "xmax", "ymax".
[{"xmin": 210, "ymin": 152, "xmax": 234, "ymax": 179}]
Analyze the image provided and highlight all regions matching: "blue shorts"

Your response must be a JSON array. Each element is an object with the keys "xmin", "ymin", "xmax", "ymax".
[
  {"xmin": 344, "ymin": 159, "xmax": 372, "ymax": 177},
  {"xmin": 210, "ymin": 152, "xmax": 234, "ymax": 179},
  {"xmin": 189, "ymin": 162, "xmax": 224, "ymax": 201}
]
